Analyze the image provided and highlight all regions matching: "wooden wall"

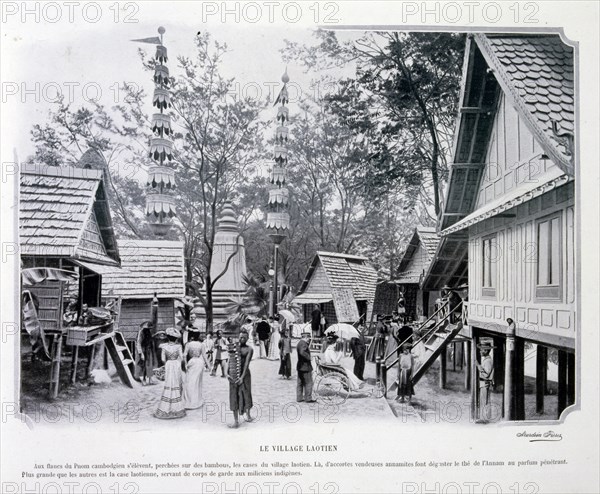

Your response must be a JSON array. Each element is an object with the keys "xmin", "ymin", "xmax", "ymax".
[
  {"xmin": 476, "ymin": 94, "xmax": 561, "ymax": 208},
  {"xmin": 468, "ymin": 182, "xmax": 575, "ymax": 349},
  {"xmin": 305, "ymin": 262, "xmax": 331, "ymax": 293},
  {"xmin": 118, "ymin": 298, "xmax": 176, "ymax": 341}
]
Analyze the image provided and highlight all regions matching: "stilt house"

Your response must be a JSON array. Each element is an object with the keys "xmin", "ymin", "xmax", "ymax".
[{"xmin": 439, "ymin": 34, "xmax": 576, "ymax": 420}]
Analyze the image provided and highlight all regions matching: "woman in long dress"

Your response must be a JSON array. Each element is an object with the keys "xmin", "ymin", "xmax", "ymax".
[
  {"xmin": 154, "ymin": 327, "xmax": 186, "ymax": 420},
  {"xmin": 322, "ymin": 334, "xmax": 364, "ymax": 391},
  {"xmin": 267, "ymin": 316, "xmax": 281, "ymax": 361},
  {"xmin": 183, "ymin": 329, "xmax": 209, "ymax": 410}
]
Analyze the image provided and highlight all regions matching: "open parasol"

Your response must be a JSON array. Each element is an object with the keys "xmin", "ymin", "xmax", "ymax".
[
  {"xmin": 278, "ymin": 309, "xmax": 296, "ymax": 323},
  {"xmin": 325, "ymin": 323, "xmax": 360, "ymax": 340}
]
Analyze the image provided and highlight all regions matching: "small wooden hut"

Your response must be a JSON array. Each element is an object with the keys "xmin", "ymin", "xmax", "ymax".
[
  {"xmin": 293, "ymin": 251, "xmax": 378, "ymax": 326},
  {"xmin": 101, "ymin": 240, "xmax": 185, "ymax": 349},
  {"xmin": 394, "ymin": 226, "xmax": 440, "ymax": 319}
]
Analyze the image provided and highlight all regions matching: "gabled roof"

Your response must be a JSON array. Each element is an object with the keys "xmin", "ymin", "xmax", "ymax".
[
  {"xmin": 299, "ymin": 251, "xmax": 378, "ymax": 301},
  {"xmin": 441, "ymin": 33, "xmax": 575, "ymax": 232},
  {"xmin": 479, "ymin": 34, "xmax": 574, "ymax": 170},
  {"xmin": 396, "ymin": 227, "xmax": 440, "ymax": 284},
  {"xmin": 19, "ymin": 164, "xmax": 120, "ymax": 265},
  {"xmin": 101, "ymin": 240, "xmax": 186, "ymax": 299}
]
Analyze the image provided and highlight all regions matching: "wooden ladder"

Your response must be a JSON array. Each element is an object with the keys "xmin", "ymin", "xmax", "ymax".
[{"xmin": 104, "ymin": 331, "xmax": 136, "ymax": 388}]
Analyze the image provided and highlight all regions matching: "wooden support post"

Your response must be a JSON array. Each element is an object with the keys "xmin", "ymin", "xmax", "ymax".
[
  {"xmin": 464, "ymin": 340, "xmax": 471, "ymax": 391},
  {"xmin": 70, "ymin": 345, "xmax": 79, "ymax": 384},
  {"xmin": 470, "ymin": 336, "xmax": 478, "ymax": 420},
  {"xmin": 503, "ymin": 320, "xmax": 516, "ymax": 421},
  {"xmin": 515, "ymin": 338, "xmax": 526, "ymax": 420},
  {"xmin": 557, "ymin": 350, "xmax": 568, "ymax": 417},
  {"xmin": 567, "ymin": 352, "xmax": 575, "ymax": 406},
  {"xmin": 493, "ymin": 336, "xmax": 504, "ymax": 391},
  {"xmin": 439, "ymin": 346, "xmax": 447, "ymax": 389},
  {"xmin": 49, "ymin": 334, "xmax": 63, "ymax": 399},
  {"xmin": 452, "ymin": 342, "xmax": 456, "ymax": 371},
  {"xmin": 536, "ymin": 345, "xmax": 547, "ymax": 415}
]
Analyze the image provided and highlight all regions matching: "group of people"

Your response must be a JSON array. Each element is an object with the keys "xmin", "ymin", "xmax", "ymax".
[
  {"xmin": 241, "ymin": 315, "xmax": 293, "ymax": 379},
  {"xmin": 366, "ymin": 313, "xmax": 415, "ymax": 403}
]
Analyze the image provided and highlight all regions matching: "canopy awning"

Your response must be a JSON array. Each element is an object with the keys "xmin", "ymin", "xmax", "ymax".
[
  {"xmin": 22, "ymin": 268, "xmax": 78, "ymax": 286},
  {"xmin": 74, "ymin": 260, "xmax": 121, "ymax": 276},
  {"xmin": 441, "ymin": 169, "xmax": 570, "ymax": 236},
  {"xmin": 292, "ymin": 293, "xmax": 333, "ymax": 305}
]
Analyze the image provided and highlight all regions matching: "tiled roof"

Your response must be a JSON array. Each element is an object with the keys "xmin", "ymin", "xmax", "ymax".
[
  {"xmin": 476, "ymin": 34, "xmax": 574, "ymax": 172},
  {"xmin": 101, "ymin": 240, "xmax": 185, "ymax": 299},
  {"xmin": 19, "ymin": 164, "xmax": 119, "ymax": 264}
]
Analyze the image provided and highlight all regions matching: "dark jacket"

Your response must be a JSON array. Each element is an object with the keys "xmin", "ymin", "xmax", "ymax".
[
  {"xmin": 350, "ymin": 335, "xmax": 366, "ymax": 358},
  {"xmin": 296, "ymin": 339, "xmax": 313, "ymax": 372},
  {"xmin": 256, "ymin": 321, "xmax": 271, "ymax": 341}
]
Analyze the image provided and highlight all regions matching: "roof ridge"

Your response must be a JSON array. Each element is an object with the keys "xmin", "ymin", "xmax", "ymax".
[
  {"xmin": 316, "ymin": 250, "xmax": 368, "ymax": 261},
  {"xmin": 20, "ymin": 163, "xmax": 103, "ymax": 181}
]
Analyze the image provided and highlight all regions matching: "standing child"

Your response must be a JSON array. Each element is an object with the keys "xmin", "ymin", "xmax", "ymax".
[
  {"xmin": 278, "ymin": 329, "xmax": 292, "ymax": 379},
  {"xmin": 211, "ymin": 330, "xmax": 229, "ymax": 377},
  {"xmin": 204, "ymin": 331, "xmax": 215, "ymax": 370},
  {"xmin": 397, "ymin": 343, "xmax": 415, "ymax": 403}
]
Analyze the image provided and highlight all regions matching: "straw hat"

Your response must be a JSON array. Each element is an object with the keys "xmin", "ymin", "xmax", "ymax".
[{"xmin": 166, "ymin": 327, "xmax": 181, "ymax": 338}]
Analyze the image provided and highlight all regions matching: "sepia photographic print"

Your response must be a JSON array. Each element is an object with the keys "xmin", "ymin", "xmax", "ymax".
[{"xmin": 1, "ymin": 1, "xmax": 598, "ymax": 493}]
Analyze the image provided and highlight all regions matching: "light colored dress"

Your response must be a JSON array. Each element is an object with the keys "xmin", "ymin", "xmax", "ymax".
[
  {"xmin": 323, "ymin": 344, "xmax": 363, "ymax": 391},
  {"xmin": 183, "ymin": 341, "xmax": 207, "ymax": 409},
  {"xmin": 154, "ymin": 343, "xmax": 186, "ymax": 419},
  {"xmin": 267, "ymin": 325, "xmax": 281, "ymax": 361}
]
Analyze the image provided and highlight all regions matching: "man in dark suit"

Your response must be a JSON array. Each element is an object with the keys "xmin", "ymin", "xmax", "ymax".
[
  {"xmin": 350, "ymin": 325, "xmax": 367, "ymax": 380},
  {"xmin": 296, "ymin": 330, "xmax": 315, "ymax": 403}
]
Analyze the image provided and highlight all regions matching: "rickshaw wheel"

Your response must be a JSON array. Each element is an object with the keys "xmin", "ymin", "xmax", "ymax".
[{"xmin": 316, "ymin": 373, "xmax": 349, "ymax": 405}]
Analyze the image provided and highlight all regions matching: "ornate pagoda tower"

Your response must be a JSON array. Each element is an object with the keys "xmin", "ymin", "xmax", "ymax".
[
  {"xmin": 265, "ymin": 69, "xmax": 292, "ymax": 315},
  {"xmin": 197, "ymin": 201, "xmax": 248, "ymax": 330},
  {"xmin": 135, "ymin": 26, "xmax": 176, "ymax": 236}
]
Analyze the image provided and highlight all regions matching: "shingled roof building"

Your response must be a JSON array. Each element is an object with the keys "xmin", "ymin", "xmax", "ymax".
[
  {"xmin": 293, "ymin": 251, "xmax": 378, "ymax": 326},
  {"xmin": 393, "ymin": 227, "xmax": 440, "ymax": 320},
  {"xmin": 437, "ymin": 34, "xmax": 576, "ymax": 422},
  {"xmin": 20, "ymin": 163, "xmax": 121, "ymax": 331},
  {"xmin": 101, "ymin": 240, "xmax": 185, "ymax": 343}
]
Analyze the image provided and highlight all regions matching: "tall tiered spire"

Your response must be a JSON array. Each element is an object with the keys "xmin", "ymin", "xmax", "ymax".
[
  {"xmin": 137, "ymin": 26, "xmax": 176, "ymax": 237},
  {"xmin": 266, "ymin": 68, "xmax": 291, "ymax": 244},
  {"xmin": 266, "ymin": 69, "xmax": 291, "ymax": 315}
]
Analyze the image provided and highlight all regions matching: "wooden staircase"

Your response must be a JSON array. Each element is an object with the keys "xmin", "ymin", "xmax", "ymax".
[
  {"xmin": 379, "ymin": 301, "xmax": 465, "ymax": 396},
  {"xmin": 104, "ymin": 331, "xmax": 137, "ymax": 388},
  {"xmin": 411, "ymin": 321, "xmax": 463, "ymax": 385}
]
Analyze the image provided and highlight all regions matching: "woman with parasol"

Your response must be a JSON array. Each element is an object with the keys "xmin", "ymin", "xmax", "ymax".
[{"xmin": 321, "ymin": 327, "xmax": 364, "ymax": 392}]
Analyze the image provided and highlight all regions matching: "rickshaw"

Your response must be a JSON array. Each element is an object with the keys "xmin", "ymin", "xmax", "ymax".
[{"xmin": 312, "ymin": 355, "xmax": 385, "ymax": 405}]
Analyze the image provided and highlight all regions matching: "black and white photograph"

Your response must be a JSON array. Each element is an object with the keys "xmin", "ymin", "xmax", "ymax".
[{"xmin": 1, "ymin": 2, "xmax": 598, "ymax": 493}]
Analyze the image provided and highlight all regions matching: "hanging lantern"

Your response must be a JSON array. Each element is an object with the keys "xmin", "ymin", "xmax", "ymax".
[
  {"xmin": 147, "ymin": 166, "xmax": 176, "ymax": 189},
  {"xmin": 151, "ymin": 113, "xmax": 172, "ymax": 136},
  {"xmin": 270, "ymin": 166, "xmax": 286, "ymax": 186},
  {"xmin": 268, "ymin": 187, "xmax": 289, "ymax": 206},
  {"xmin": 153, "ymin": 88, "xmax": 171, "ymax": 110}
]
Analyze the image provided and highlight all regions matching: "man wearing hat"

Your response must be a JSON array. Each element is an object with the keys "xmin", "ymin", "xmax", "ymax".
[
  {"xmin": 476, "ymin": 339, "xmax": 495, "ymax": 422},
  {"xmin": 296, "ymin": 330, "xmax": 316, "ymax": 403}
]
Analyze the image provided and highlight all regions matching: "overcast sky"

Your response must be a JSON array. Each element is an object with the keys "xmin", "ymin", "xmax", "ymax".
[{"xmin": 1, "ymin": 2, "xmax": 362, "ymax": 167}]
